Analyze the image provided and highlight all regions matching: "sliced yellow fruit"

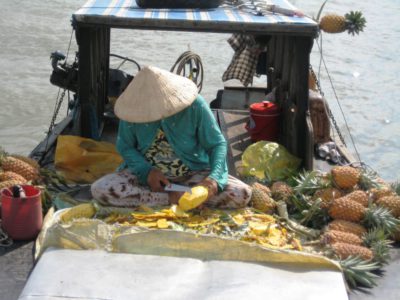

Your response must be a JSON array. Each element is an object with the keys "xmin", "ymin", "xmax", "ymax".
[
  {"xmin": 157, "ymin": 218, "xmax": 169, "ymax": 229},
  {"xmin": 170, "ymin": 205, "xmax": 189, "ymax": 218},
  {"xmin": 232, "ymin": 214, "xmax": 246, "ymax": 225},
  {"xmin": 249, "ymin": 221, "xmax": 269, "ymax": 235},
  {"xmin": 178, "ymin": 186, "xmax": 208, "ymax": 211},
  {"xmin": 136, "ymin": 221, "xmax": 158, "ymax": 228},
  {"xmin": 59, "ymin": 203, "xmax": 96, "ymax": 223}
]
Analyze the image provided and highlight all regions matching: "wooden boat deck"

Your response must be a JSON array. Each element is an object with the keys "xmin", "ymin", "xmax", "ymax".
[
  {"xmin": 215, "ymin": 110, "xmax": 252, "ymax": 177},
  {"xmin": 2, "ymin": 103, "xmax": 399, "ymax": 300}
]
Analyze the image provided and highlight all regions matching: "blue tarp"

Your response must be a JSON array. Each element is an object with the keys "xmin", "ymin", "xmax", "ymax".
[{"xmin": 74, "ymin": 0, "xmax": 316, "ymax": 33}]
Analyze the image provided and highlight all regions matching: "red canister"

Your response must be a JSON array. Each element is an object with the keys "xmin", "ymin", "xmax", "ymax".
[
  {"xmin": 1, "ymin": 185, "xmax": 43, "ymax": 240},
  {"xmin": 245, "ymin": 101, "xmax": 280, "ymax": 142}
]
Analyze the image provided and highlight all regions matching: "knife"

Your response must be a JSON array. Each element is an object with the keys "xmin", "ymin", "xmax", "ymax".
[{"xmin": 164, "ymin": 183, "xmax": 192, "ymax": 194}]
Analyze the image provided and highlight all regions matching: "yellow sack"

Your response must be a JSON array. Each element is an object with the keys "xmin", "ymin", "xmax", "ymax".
[
  {"xmin": 54, "ymin": 135, "xmax": 123, "ymax": 183},
  {"xmin": 36, "ymin": 205, "xmax": 341, "ymax": 273}
]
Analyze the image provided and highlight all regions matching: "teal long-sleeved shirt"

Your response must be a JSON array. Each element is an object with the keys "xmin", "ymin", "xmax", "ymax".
[{"xmin": 116, "ymin": 95, "xmax": 228, "ymax": 191}]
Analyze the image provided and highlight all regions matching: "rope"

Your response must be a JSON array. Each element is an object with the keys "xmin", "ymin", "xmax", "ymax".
[
  {"xmin": 170, "ymin": 50, "xmax": 204, "ymax": 93},
  {"xmin": 314, "ymin": 37, "xmax": 363, "ymax": 164}
]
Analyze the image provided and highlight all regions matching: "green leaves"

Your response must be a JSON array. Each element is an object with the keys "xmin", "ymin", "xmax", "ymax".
[
  {"xmin": 345, "ymin": 11, "xmax": 367, "ymax": 35},
  {"xmin": 339, "ymin": 256, "xmax": 380, "ymax": 288}
]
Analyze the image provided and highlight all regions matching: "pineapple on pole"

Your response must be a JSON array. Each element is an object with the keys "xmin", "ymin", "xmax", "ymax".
[
  {"xmin": 319, "ymin": 11, "xmax": 367, "ymax": 35},
  {"xmin": 315, "ymin": 0, "xmax": 366, "ymax": 35}
]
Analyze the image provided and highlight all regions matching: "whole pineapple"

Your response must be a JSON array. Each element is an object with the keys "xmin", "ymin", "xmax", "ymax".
[
  {"xmin": 345, "ymin": 190, "xmax": 369, "ymax": 207},
  {"xmin": 375, "ymin": 195, "xmax": 400, "ymax": 218},
  {"xmin": 250, "ymin": 184, "xmax": 276, "ymax": 214},
  {"xmin": 370, "ymin": 187, "xmax": 395, "ymax": 202},
  {"xmin": 328, "ymin": 196, "xmax": 399, "ymax": 234},
  {"xmin": 0, "ymin": 154, "xmax": 39, "ymax": 182},
  {"xmin": 324, "ymin": 228, "xmax": 392, "ymax": 265},
  {"xmin": 328, "ymin": 197, "xmax": 365, "ymax": 222},
  {"xmin": 0, "ymin": 179, "xmax": 27, "ymax": 190},
  {"xmin": 252, "ymin": 182, "xmax": 271, "ymax": 195},
  {"xmin": 331, "ymin": 242, "xmax": 373, "ymax": 260},
  {"xmin": 331, "ymin": 166, "xmax": 360, "ymax": 189},
  {"xmin": 322, "ymin": 230, "xmax": 363, "ymax": 246},
  {"xmin": 271, "ymin": 181, "xmax": 293, "ymax": 203},
  {"xmin": 0, "ymin": 171, "xmax": 27, "ymax": 183},
  {"xmin": 327, "ymin": 219, "xmax": 367, "ymax": 237},
  {"xmin": 10, "ymin": 154, "xmax": 40, "ymax": 170},
  {"xmin": 319, "ymin": 11, "xmax": 366, "ymax": 35}
]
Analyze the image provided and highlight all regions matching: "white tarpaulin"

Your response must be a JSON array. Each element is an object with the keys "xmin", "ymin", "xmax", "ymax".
[{"xmin": 19, "ymin": 248, "xmax": 348, "ymax": 300}]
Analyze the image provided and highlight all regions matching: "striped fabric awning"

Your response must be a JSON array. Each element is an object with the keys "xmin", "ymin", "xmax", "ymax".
[{"xmin": 74, "ymin": 0, "xmax": 317, "ymax": 35}]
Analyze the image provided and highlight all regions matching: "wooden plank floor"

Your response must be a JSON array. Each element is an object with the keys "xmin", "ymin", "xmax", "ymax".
[{"xmin": 216, "ymin": 109, "xmax": 252, "ymax": 177}]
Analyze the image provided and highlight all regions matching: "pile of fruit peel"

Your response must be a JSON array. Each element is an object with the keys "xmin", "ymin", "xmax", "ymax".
[{"xmin": 101, "ymin": 205, "xmax": 303, "ymax": 251}]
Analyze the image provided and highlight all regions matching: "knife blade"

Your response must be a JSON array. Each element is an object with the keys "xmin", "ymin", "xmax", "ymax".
[{"xmin": 164, "ymin": 183, "xmax": 192, "ymax": 194}]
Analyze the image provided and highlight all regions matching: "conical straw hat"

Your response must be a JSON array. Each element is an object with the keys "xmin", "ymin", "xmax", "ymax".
[{"xmin": 114, "ymin": 66, "xmax": 198, "ymax": 123}]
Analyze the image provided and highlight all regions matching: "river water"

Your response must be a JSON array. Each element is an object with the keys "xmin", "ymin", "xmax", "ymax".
[{"xmin": 0, "ymin": 0, "xmax": 398, "ymax": 181}]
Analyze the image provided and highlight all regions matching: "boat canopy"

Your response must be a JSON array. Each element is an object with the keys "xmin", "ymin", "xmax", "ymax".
[
  {"xmin": 73, "ymin": 0, "xmax": 318, "ymax": 36},
  {"xmin": 71, "ymin": 0, "xmax": 317, "ymax": 169}
]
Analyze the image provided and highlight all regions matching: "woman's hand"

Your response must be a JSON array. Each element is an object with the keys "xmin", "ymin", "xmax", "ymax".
[
  {"xmin": 147, "ymin": 168, "xmax": 170, "ymax": 192},
  {"xmin": 168, "ymin": 191, "xmax": 184, "ymax": 205},
  {"xmin": 197, "ymin": 177, "xmax": 218, "ymax": 201}
]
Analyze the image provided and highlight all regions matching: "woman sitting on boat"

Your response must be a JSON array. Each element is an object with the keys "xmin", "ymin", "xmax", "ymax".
[{"xmin": 91, "ymin": 66, "xmax": 252, "ymax": 208}]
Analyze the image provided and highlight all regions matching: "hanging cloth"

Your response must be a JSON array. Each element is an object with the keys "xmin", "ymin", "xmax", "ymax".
[{"xmin": 222, "ymin": 34, "xmax": 261, "ymax": 87}]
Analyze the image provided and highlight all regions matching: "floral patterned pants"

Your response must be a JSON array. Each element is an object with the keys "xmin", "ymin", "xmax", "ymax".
[{"xmin": 91, "ymin": 170, "xmax": 252, "ymax": 208}]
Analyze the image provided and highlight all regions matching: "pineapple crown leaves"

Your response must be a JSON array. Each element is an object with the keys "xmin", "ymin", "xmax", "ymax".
[
  {"xmin": 339, "ymin": 256, "xmax": 380, "ymax": 288},
  {"xmin": 370, "ymin": 240, "xmax": 393, "ymax": 266},
  {"xmin": 358, "ymin": 166, "xmax": 382, "ymax": 191},
  {"xmin": 298, "ymin": 198, "xmax": 331, "ymax": 229},
  {"xmin": 362, "ymin": 228, "xmax": 393, "ymax": 265},
  {"xmin": 292, "ymin": 170, "xmax": 330, "ymax": 195},
  {"xmin": 362, "ymin": 228, "xmax": 390, "ymax": 247},
  {"xmin": 39, "ymin": 168, "xmax": 83, "ymax": 194},
  {"xmin": 0, "ymin": 146, "xmax": 9, "ymax": 164},
  {"xmin": 282, "ymin": 192, "xmax": 330, "ymax": 230},
  {"xmin": 390, "ymin": 181, "xmax": 400, "ymax": 196},
  {"xmin": 315, "ymin": 0, "xmax": 329, "ymax": 22},
  {"xmin": 284, "ymin": 193, "xmax": 311, "ymax": 219},
  {"xmin": 345, "ymin": 11, "xmax": 367, "ymax": 36},
  {"xmin": 363, "ymin": 205, "xmax": 400, "ymax": 235}
]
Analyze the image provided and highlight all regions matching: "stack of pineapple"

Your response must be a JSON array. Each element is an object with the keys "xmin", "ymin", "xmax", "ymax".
[
  {"xmin": 291, "ymin": 166, "xmax": 400, "ymax": 287},
  {"xmin": 246, "ymin": 165, "xmax": 400, "ymax": 288},
  {"xmin": 0, "ymin": 149, "xmax": 40, "ymax": 189}
]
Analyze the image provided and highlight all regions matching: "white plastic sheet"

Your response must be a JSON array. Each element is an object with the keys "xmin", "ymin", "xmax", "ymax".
[{"xmin": 20, "ymin": 248, "xmax": 348, "ymax": 300}]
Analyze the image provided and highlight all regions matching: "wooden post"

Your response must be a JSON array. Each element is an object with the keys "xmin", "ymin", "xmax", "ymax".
[
  {"xmin": 76, "ymin": 25, "xmax": 110, "ymax": 138},
  {"xmin": 266, "ymin": 35, "xmax": 313, "ymax": 168},
  {"xmin": 291, "ymin": 36, "xmax": 313, "ymax": 168}
]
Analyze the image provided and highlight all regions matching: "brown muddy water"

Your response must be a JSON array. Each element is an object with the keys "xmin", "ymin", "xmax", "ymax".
[{"xmin": 0, "ymin": 0, "xmax": 398, "ymax": 181}]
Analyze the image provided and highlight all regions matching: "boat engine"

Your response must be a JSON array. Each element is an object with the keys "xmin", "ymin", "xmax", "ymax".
[
  {"xmin": 50, "ymin": 50, "xmax": 78, "ymax": 92},
  {"xmin": 50, "ymin": 51, "xmax": 136, "ymax": 99}
]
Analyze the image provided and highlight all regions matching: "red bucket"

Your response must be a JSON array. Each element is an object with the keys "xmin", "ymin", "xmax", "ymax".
[
  {"xmin": 245, "ymin": 101, "xmax": 280, "ymax": 142},
  {"xmin": 1, "ymin": 185, "xmax": 43, "ymax": 240}
]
